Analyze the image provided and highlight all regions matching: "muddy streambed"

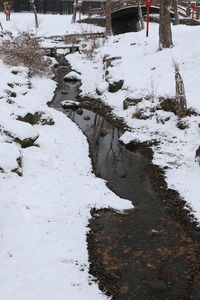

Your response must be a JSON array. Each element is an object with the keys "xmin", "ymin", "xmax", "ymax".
[{"xmin": 50, "ymin": 58, "xmax": 200, "ymax": 299}]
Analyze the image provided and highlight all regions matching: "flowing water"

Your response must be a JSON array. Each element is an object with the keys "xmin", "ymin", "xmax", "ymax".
[{"xmin": 50, "ymin": 60, "xmax": 200, "ymax": 300}]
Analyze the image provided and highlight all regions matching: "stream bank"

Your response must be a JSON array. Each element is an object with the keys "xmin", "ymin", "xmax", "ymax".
[{"xmin": 50, "ymin": 55, "xmax": 200, "ymax": 300}]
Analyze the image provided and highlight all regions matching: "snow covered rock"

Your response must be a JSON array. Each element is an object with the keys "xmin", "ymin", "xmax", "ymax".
[
  {"xmin": 0, "ymin": 143, "xmax": 22, "ymax": 176},
  {"xmin": 123, "ymin": 97, "xmax": 143, "ymax": 110},
  {"xmin": 64, "ymin": 71, "xmax": 81, "ymax": 82},
  {"xmin": 195, "ymin": 146, "xmax": 200, "ymax": 165},
  {"xmin": 108, "ymin": 79, "xmax": 124, "ymax": 93},
  {"xmin": 104, "ymin": 56, "xmax": 122, "ymax": 69},
  {"xmin": 0, "ymin": 119, "xmax": 39, "ymax": 148},
  {"xmin": 61, "ymin": 100, "xmax": 80, "ymax": 109},
  {"xmin": 17, "ymin": 111, "xmax": 55, "ymax": 126}
]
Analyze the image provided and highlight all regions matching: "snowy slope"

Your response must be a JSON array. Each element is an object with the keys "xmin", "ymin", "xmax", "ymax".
[{"xmin": 0, "ymin": 14, "xmax": 132, "ymax": 300}]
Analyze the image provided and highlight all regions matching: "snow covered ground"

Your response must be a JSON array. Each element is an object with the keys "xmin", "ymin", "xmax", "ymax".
[
  {"xmin": 0, "ymin": 12, "xmax": 103, "ymax": 37},
  {"xmin": 66, "ymin": 23, "xmax": 200, "ymax": 221},
  {"xmin": 0, "ymin": 13, "xmax": 132, "ymax": 300}
]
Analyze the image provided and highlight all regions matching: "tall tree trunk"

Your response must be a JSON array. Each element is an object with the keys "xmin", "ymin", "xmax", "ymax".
[
  {"xmin": 71, "ymin": 0, "xmax": 77, "ymax": 23},
  {"xmin": 159, "ymin": 0, "xmax": 173, "ymax": 49},
  {"xmin": 29, "ymin": 0, "xmax": 39, "ymax": 28},
  {"xmin": 172, "ymin": 0, "xmax": 179, "ymax": 24},
  {"xmin": 137, "ymin": 0, "xmax": 144, "ymax": 30},
  {"xmin": 106, "ymin": 0, "xmax": 112, "ymax": 36}
]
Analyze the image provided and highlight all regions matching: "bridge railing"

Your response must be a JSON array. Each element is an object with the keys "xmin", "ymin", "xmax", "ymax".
[{"xmin": 87, "ymin": 0, "xmax": 199, "ymax": 20}]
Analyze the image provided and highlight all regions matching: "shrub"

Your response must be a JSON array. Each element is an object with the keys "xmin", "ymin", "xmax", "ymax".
[{"xmin": 0, "ymin": 31, "xmax": 51, "ymax": 77}]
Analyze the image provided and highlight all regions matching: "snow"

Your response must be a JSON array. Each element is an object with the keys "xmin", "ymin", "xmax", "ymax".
[
  {"xmin": 0, "ymin": 118, "xmax": 39, "ymax": 141},
  {"xmin": 0, "ymin": 143, "xmax": 21, "ymax": 173},
  {"xmin": 0, "ymin": 13, "xmax": 132, "ymax": 300},
  {"xmin": 64, "ymin": 71, "xmax": 82, "ymax": 81},
  {"xmin": 67, "ymin": 23, "xmax": 200, "ymax": 222},
  {"xmin": 1, "ymin": 10, "xmax": 200, "ymax": 300},
  {"xmin": 0, "ymin": 12, "xmax": 103, "ymax": 37}
]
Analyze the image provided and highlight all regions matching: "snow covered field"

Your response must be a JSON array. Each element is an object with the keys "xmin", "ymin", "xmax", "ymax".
[
  {"xmin": 67, "ymin": 23, "xmax": 200, "ymax": 221},
  {"xmin": 0, "ymin": 13, "xmax": 131, "ymax": 300},
  {"xmin": 0, "ymin": 12, "xmax": 103, "ymax": 36}
]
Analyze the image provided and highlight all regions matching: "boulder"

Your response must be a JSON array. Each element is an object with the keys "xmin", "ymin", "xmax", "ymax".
[
  {"xmin": 0, "ymin": 119, "xmax": 39, "ymax": 148},
  {"xmin": 108, "ymin": 80, "xmax": 124, "ymax": 93},
  {"xmin": 17, "ymin": 111, "xmax": 55, "ymax": 126},
  {"xmin": 61, "ymin": 100, "xmax": 80, "ymax": 109},
  {"xmin": 64, "ymin": 71, "xmax": 81, "ymax": 82},
  {"xmin": 83, "ymin": 115, "xmax": 90, "ymax": 120},
  {"xmin": 123, "ymin": 97, "xmax": 143, "ymax": 110},
  {"xmin": 104, "ymin": 56, "xmax": 122, "ymax": 69}
]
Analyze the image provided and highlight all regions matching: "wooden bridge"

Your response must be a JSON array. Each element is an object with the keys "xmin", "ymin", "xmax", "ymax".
[{"xmin": 88, "ymin": 0, "xmax": 198, "ymax": 19}]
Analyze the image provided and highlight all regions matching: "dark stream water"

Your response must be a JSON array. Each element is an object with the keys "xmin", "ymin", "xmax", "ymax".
[{"xmin": 51, "ymin": 61, "xmax": 200, "ymax": 300}]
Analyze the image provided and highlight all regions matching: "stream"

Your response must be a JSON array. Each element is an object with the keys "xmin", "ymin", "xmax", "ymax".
[{"xmin": 50, "ymin": 57, "xmax": 200, "ymax": 300}]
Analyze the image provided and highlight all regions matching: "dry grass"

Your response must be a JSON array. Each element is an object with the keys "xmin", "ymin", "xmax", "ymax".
[{"xmin": 0, "ymin": 31, "xmax": 52, "ymax": 77}]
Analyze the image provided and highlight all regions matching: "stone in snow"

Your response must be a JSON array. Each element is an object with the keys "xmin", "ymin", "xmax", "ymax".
[
  {"xmin": 0, "ymin": 119, "xmax": 39, "ymax": 148},
  {"xmin": 63, "ymin": 71, "xmax": 81, "ymax": 82},
  {"xmin": 61, "ymin": 100, "xmax": 80, "ymax": 109}
]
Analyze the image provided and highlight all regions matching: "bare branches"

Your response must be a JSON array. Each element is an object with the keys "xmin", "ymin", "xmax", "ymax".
[{"xmin": 0, "ymin": 31, "xmax": 51, "ymax": 77}]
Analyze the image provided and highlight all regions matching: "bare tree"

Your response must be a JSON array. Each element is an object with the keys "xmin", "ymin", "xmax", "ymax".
[
  {"xmin": 172, "ymin": 0, "xmax": 179, "ymax": 25},
  {"xmin": 106, "ymin": 0, "xmax": 112, "ymax": 36},
  {"xmin": 159, "ymin": 0, "xmax": 173, "ymax": 49},
  {"xmin": 137, "ymin": 0, "xmax": 144, "ymax": 30}
]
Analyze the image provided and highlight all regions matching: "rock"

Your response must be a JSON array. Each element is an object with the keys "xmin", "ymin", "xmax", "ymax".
[
  {"xmin": 61, "ymin": 100, "xmax": 79, "ymax": 109},
  {"xmin": 108, "ymin": 80, "xmax": 124, "ymax": 93},
  {"xmin": 64, "ymin": 71, "xmax": 81, "ymax": 82},
  {"xmin": 61, "ymin": 91, "xmax": 68, "ymax": 94},
  {"xmin": 96, "ymin": 88, "xmax": 103, "ymax": 96},
  {"xmin": 7, "ymin": 99, "xmax": 15, "ymax": 104},
  {"xmin": 10, "ymin": 92, "xmax": 17, "ymax": 98},
  {"xmin": 76, "ymin": 108, "xmax": 83, "ymax": 115},
  {"xmin": 11, "ymin": 70, "xmax": 20, "ymax": 75},
  {"xmin": 7, "ymin": 83, "xmax": 14, "ymax": 88},
  {"xmin": 99, "ymin": 128, "xmax": 108, "ymax": 137},
  {"xmin": 147, "ymin": 280, "xmax": 167, "ymax": 293},
  {"xmin": 83, "ymin": 115, "xmax": 90, "ymax": 120},
  {"xmin": 147, "ymin": 229, "xmax": 160, "ymax": 236},
  {"xmin": 176, "ymin": 120, "xmax": 189, "ymax": 130},
  {"xmin": 0, "ymin": 119, "xmax": 39, "ymax": 148},
  {"xmin": 17, "ymin": 112, "xmax": 55, "ymax": 126},
  {"xmin": 53, "ymin": 63, "xmax": 59, "ymax": 68},
  {"xmin": 0, "ymin": 143, "xmax": 22, "ymax": 176},
  {"xmin": 123, "ymin": 97, "xmax": 143, "ymax": 110},
  {"xmin": 104, "ymin": 56, "xmax": 122, "ymax": 69},
  {"xmin": 195, "ymin": 146, "xmax": 200, "ymax": 165}
]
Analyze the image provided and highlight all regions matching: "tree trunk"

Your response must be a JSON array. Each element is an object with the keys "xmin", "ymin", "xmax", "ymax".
[
  {"xmin": 137, "ymin": 0, "xmax": 144, "ymax": 30},
  {"xmin": 71, "ymin": 0, "xmax": 77, "ymax": 23},
  {"xmin": 173, "ymin": 61, "xmax": 187, "ymax": 118},
  {"xmin": 172, "ymin": 0, "xmax": 179, "ymax": 25},
  {"xmin": 29, "ymin": 0, "xmax": 39, "ymax": 28},
  {"xmin": 159, "ymin": 0, "xmax": 173, "ymax": 49},
  {"xmin": 106, "ymin": 0, "xmax": 112, "ymax": 36}
]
